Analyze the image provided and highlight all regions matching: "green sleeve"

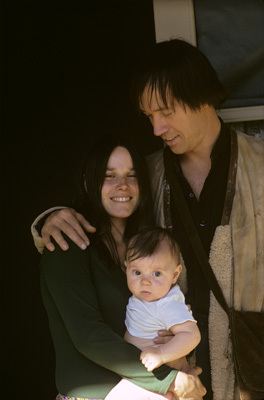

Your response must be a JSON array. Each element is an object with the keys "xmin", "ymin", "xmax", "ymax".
[{"xmin": 40, "ymin": 241, "xmax": 177, "ymax": 394}]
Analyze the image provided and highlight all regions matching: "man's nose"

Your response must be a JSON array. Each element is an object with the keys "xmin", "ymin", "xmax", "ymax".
[{"xmin": 152, "ymin": 116, "xmax": 168, "ymax": 137}]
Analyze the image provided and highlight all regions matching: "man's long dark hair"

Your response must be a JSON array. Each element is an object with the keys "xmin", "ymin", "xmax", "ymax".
[
  {"xmin": 74, "ymin": 134, "xmax": 155, "ymax": 267},
  {"xmin": 132, "ymin": 38, "xmax": 228, "ymax": 112}
]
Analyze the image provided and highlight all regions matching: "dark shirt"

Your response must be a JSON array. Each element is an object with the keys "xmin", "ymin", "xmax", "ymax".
[
  {"xmin": 170, "ymin": 121, "xmax": 231, "ymax": 319},
  {"xmin": 168, "ymin": 121, "xmax": 231, "ymax": 400},
  {"xmin": 40, "ymin": 239, "xmax": 177, "ymax": 398}
]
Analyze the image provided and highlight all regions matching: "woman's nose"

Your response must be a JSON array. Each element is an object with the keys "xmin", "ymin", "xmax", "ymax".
[{"xmin": 116, "ymin": 176, "xmax": 128, "ymax": 189}]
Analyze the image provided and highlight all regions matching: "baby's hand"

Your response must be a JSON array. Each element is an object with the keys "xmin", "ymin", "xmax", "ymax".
[{"xmin": 140, "ymin": 346, "xmax": 164, "ymax": 372}]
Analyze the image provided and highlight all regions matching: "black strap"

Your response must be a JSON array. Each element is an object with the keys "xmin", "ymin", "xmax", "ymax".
[{"xmin": 163, "ymin": 146, "xmax": 230, "ymax": 315}]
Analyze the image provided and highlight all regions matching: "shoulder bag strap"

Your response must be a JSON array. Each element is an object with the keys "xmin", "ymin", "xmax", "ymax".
[{"xmin": 163, "ymin": 146, "xmax": 230, "ymax": 315}]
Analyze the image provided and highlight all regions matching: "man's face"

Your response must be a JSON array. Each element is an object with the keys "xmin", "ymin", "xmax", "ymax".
[{"xmin": 140, "ymin": 86, "xmax": 209, "ymax": 156}]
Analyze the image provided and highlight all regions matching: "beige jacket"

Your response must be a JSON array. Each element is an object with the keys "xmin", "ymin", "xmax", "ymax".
[{"xmin": 147, "ymin": 131, "xmax": 264, "ymax": 400}]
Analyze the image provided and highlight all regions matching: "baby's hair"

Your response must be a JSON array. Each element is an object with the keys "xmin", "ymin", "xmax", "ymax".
[{"xmin": 126, "ymin": 227, "xmax": 180, "ymax": 264}]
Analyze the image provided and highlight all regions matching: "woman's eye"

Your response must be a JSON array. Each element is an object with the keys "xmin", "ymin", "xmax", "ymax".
[
  {"xmin": 163, "ymin": 111, "xmax": 172, "ymax": 117},
  {"xmin": 128, "ymin": 174, "xmax": 137, "ymax": 178}
]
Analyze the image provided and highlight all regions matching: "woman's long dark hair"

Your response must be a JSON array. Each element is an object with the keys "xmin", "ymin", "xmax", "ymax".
[{"xmin": 74, "ymin": 134, "xmax": 155, "ymax": 267}]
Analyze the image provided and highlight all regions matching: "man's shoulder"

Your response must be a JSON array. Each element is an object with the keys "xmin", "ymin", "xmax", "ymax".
[
  {"xmin": 236, "ymin": 131, "xmax": 264, "ymax": 156},
  {"xmin": 146, "ymin": 148, "xmax": 164, "ymax": 169},
  {"xmin": 236, "ymin": 130, "xmax": 264, "ymax": 146}
]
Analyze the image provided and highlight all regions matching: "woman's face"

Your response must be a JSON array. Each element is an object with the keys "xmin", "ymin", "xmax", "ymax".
[{"xmin": 101, "ymin": 146, "xmax": 140, "ymax": 224}]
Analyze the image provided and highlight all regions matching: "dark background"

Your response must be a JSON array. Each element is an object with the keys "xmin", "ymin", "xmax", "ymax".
[
  {"xmin": 2, "ymin": 1, "xmax": 160, "ymax": 399},
  {"xmin": 2, "ymin": 1, "xmax": 263, "ymax": 399}
]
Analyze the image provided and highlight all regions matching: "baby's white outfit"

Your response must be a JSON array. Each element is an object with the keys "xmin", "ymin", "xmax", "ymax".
[{"xmin": 125, "ymin": 284, "xmax": 196, "ymax": 339}]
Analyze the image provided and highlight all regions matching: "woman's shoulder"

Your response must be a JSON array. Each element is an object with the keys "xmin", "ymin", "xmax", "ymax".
[{"xmin": 40, "ymin": 238, "xmax": 101, "ymax": 274}]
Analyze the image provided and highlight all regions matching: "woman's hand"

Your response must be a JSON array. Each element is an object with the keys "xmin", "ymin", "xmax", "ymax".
[
  {"xmin": 154, "ymin": 329, "xmax": 174, "ymax": 345},
  {"xmin": 170, "ymin": 367, "xmax": 206, "ymax": 399},
  {"xmin": 41, "ymin": 208, "xmax": 96, "ymax": 251}
]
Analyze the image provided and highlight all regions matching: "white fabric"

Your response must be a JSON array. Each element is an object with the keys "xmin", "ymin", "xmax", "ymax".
[
  {"xmin": 31, "ymin": 206, "xmax": 67, "ymax": 253},
  {"xmin": 125, "ymin": 284, "xmax": 196, "ymax": 339}
]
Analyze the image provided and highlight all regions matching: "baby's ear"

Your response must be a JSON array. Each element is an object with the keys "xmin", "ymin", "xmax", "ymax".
[
  {"xmin": 177, "ymin": 264, "xmax": 182, "ymax": 274},
  {"xmin": 173, "ymin": 264, "xmax": 182, "ymax": 283},
  {"xmin": 124, "ymin": 260, "xmax": 127, "ymax": 268}
]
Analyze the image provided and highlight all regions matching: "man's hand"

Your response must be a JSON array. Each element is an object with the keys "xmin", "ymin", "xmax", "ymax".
[
  {"xmin": 41, "ymin": 208, "xmax": 96, "ymax": 251},
  {"xmin": 140, "ymin": 346, "xmax": 164, "ymax": 372},
  {"xmin": 170, "ymin": 367, "xmax": 206, "ymax": 400}
]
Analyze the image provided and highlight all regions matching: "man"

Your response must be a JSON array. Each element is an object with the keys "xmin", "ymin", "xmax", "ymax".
[{"xmin": 32, "ymin": 39, "xmax": 264, "ymax": 400}]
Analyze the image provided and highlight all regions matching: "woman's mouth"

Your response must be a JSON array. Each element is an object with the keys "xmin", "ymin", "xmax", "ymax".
[{"xmin": 111, "ymin": 196, "xmax": 131, "ymax": 202}]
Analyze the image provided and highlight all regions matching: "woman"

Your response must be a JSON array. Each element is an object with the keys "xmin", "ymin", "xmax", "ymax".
[{"xmin": 40, "ymin": 135, "xmax": 180, "ymax": 400}]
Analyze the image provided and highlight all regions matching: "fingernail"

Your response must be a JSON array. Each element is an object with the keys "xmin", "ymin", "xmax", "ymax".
[
  {"xmin": 62, "ymin": 243, "xmax": 69, "ymax": 250},
  {"xmin": 85, "ymin": 240, "xmax": 90, "ymax": 246},
  {"xmin": 80, "ymin": 243, "xmax": 87, "ymax": 250}
]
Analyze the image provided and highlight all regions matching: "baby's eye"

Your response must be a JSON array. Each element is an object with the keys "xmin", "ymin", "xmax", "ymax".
[
  {"xmin": 133, "ymin": 270, "xmax": 141, "ymax": 276},
  {"xmin": 153, "ymin": 271, "xmax": 161, "ymax": 277}
]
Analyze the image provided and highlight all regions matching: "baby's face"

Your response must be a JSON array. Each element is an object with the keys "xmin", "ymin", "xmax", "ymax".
[{"xmin": 126, "ymin": 240, "xmax": 182, "ymax": 302}]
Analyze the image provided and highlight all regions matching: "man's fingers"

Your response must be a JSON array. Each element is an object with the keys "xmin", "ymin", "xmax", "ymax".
[
  {"xmin": 41, "ymin": 208, "xmax": 96, "ymax": 251},
  {"xmin": 62, "ymin": 214, "xmax": 91, "ymax": 247},
  {"xmin": 41, "ymin": 233, "xmax": 56, "ymax": 252},
  {"xmin": 42, "ymin": 229, "xmax": 69, "ymax": 251},
  {"xmin": 76, "ymin": 212, "xmax": 96, "ymax": 234},
  {"xmin": 44, "ymin": 222, "xmax": 89, "ymax": 251}
]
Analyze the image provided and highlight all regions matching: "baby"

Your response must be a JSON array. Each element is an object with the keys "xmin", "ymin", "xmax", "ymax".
[
  {"xmin": 105, "ymin": 227, "xmax": 201, "ymax": 400},
  {"xmin": 124, "ymin": 227, "xmax": 200, "ymax": 373}
]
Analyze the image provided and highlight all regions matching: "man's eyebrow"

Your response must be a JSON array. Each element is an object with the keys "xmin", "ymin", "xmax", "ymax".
[{"xmin": 141, "ymin": 107, "xmax": 168, "ymax": 114}]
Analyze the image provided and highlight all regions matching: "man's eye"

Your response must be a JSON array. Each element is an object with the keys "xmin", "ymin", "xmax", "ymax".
[
  {"xmin": 142, "ymin": 113, "xmax": 152, "ymax": 120},
  {"xmin": 153, "ymin": 271, "xmax": 161, "ymax": 277}
]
